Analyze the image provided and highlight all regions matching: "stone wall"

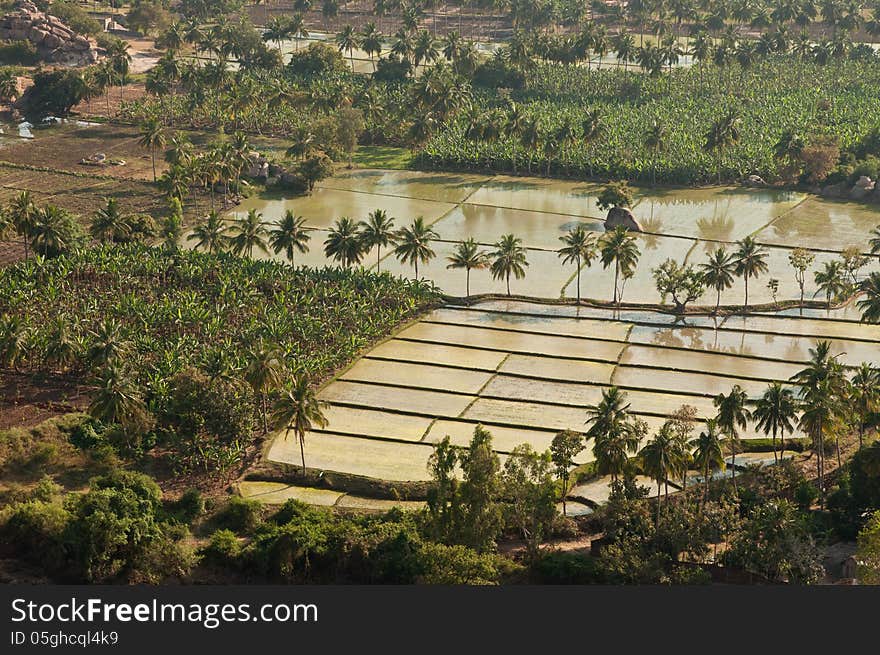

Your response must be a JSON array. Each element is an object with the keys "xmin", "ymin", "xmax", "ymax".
[{"xmin": 0, "ymin": 1, "xmax": 102, "ymax": 66}]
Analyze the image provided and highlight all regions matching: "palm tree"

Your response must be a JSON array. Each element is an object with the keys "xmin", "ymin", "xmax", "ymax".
[
  {"xmin": 45, "ymin": 317, "xmax": 78, "ymax": 372},
  {"xmin": 336, "ymin": 25, "xmax": 359, "ymax": 68},
  {"xmin": 690, "ymin": 419, "xmax": 725, "ymax": 502},
  {"xmin": 360, "ymin": 22, "xmax": 383, "ymax": 71},
  {"xmin": 704, "ymin": 110, "xmax": 741, "ymax": 184},
  {"xmin": 188, "ymin": 211, "xmax": 229, "ymax": 255},
  {"xmin": 700, "ymin": 247, "xmax": 736, "ymax": 314},
  {"xmin": 713, "ymin": 384, "xmax": 750, "ymax": 493},
  {"xmin": 798, "ymin": 378, "xmax": 842, "ymax": 506},
  {"xmin": 393, "ymin": 216, "xmax": 438, "ymax": 278},
  {"xmin": 557, "ymin": 225, "xmax": 597, "ymax": 304},
  {"xmin": 858, "ymin": 272, "xmax": 880, "ymax": 323},
  {"xmin": 447, "ymin": 238, "xmax": 489, "ymax": 297},
  {"xmin": 490, "ymin": 234, "xmax": 529, "ymax": 296},
  {"xmin": 325, "ymin": 216, "xmax": 365, "ymax": 267},
  {"xmin": 89, "ymin": 365, "xmax": 147, "ymax": 434},
  {"xmin": 640, "ymin": 423, "xmax": 684, "ymax": 524},
  {"xmin": 359, "ymin": 209, "xmax": 396, "ymax": 272},
  {"xmin": 586, "ymin": 387, "xmax": 643, "ymax": 482},
  {"xmin": 643, "ymin": 119, "xmax": 667, "ymax": 186},
  {"xmin": 599, "ymin": 226, "xmax": 641, "ymax": 307},
  {"xmin": 269, "ymin": 211, "xmax": 311, "ymax": 266},
  {"xmin": 850, "ymin": 363, "xmax": 879, "ymax": 449},
  {"xmin": 90, "ymin": 198, "xmax": 130, "ymax": 243},
  {"xmin": 138, "ymin": 118, "xmax": 166, "ymax": 182},
  {"xmin": 245, "ymin": 340, "xmax": 284, "ymax": 434},
  {"xmin": 814, "ymin": 260, "xmax": 847, "ymax": 308},
  {"xmin": 229, "ymin": 209, "xmax": 269, "ymax": 259},
  {"xmin": 752, "ymin": 382, "xmax": 799, "ymax": 462},
  {"xmin": 30, "ymin": 206, "xmax": 81, "ymax": 257},
  {"xmin": 86, "ymin": 318, "xmax": 130, "ymax": 371},
  {"xmin": 734, "ymin": 236, "xmax": 769, "ymax": 311},
  {"xmin": 8, "ymin": 190, "xmax": 36, "ymax": 260},
  {"xmin": 869, "ymin": 225, "xmax": 880, "ymax": 259},
  {"xmin": 273, "ymin": 373, "xmax": 329, "ymax": 476}
]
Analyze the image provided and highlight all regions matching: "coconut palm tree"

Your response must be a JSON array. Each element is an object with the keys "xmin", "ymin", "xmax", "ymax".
[
  {"xmin": 89, "ymin": 365, "xmax": 147, "ymax": 434},
  {"xmin": 138, "ymin": 118, "xmax": 166, "ymax": 182},
  {"xmin": 447, "ymin": 238, "xmax": 489, "ymax": 297},
  {"xmin": 359, "ymin": 209, "xmax": 396, "ymax": 272},
  {"xmin": 858, "ymin": 272, "xmax": 880, "ymax": 323},
  {"xmin": 733, "ymin": 236, "xmax": 769, "ymax": 311},
  {"xmin": 30, "ymin": 206, "xmax": 81, "ymax": 258},
  {"xmin": 360, "ymin": 22, "xmax": 383, "ymax": 71},
  {"xmin": 325, "ymin": 216, "xmax": 365, "ymax": 268},
  {"xmin": 814, "ymin": 260, "xmax": 847, "ymax": 308},
  {"xmin": 798, "ymin": 378, "xmax": 842, "ymax": 506},
  {"xmin": 269, "ymin": 211, "xmax": 311, "ymax": 267},
  {"xmin": 557, "ymin": 225, "xmax": 597, "ymax": 305},
  {"xmin": 86, "ymin": 318, "xmax": 130, "ymax": 371},
  {"xmin": 490, "ymin": 233, "xmax": 529, "ymax": 296},
  {"xmin": 273, "ymin": 372, "xmax": 329, "ymax": 476},
  {"xmin": 700, "ymin": 247, "xmax": 736, "ymax": 314},
  {"xmin": 8, "ymin": 190, "xmax": 36, "ymax": 260},
  {"xmin": 229, "ymin": 210, "xmax": 269, "ymax": 259},
  {"xmin": 45, "ymin": 317, "xmax": 78, "ymax": 372},
  {"xmin": 690, "ymin": 418, "xmax": 725, "ymax": 502},
  {"xmin": 849, "ymin": 363, "xmax": 879, "ymax": 449},
  {"xmin": 869, "ymin": 225, "xmax": 880, "ymax": 259},
  {"xmin": 586, "ymin": 387, "xmax": 644, "ymax": 482},
  {"xmin": 599, "ymin": 226, "xmax": 641, "ymax": 307},
  {"xmin": 336, "ymin": 25, "xmax": 359, "ymax": 68},
  {"xmin": 704, "ymin": 110, "xmax": 741, "ymax": 184},
  {"xmin": 713, "ymin": 384, "xmax": 750, "ymax": 493},
  {"xmin": 188, "ymin": 211, "xmax": 229, "ymax": 255},
  {"xmin": 643, "ymin": 118, "xmax": 667, "ymax": 186},
  {"xmin": 639, "ymin": 423, "xmax": 685, "ymax": 524},
  {"xmin": 393, "ymin": 216, "xmax": 438, "ymax": 278},
  {"xmin": 90, "ymin": 198, "xmax": 130, "ymax": 244},
  {"xmin": 245, "ymin": 340, "xmax": 284, "ymax": 434},
  {"xmin": 752, "ymin": 382, "xmax": 799, "ymax": 462}
]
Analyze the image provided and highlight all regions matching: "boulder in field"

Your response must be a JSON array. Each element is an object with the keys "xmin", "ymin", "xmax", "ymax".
[
  {"xmin": 604, "ymin": 206, "xmax": 643, "ymax": 232},
  {"xmin": 849, "ymin": 175, "xmax": 875, "ymax": 200},
  {"xmin": 743, "ymin": 174, "xmax": 767, "ymax": 187}
]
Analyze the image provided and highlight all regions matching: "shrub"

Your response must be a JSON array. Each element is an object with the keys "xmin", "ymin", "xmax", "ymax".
[
  {"xmin": 0, "ymin": 500, "xmax": 70, "ymax": 575},
  {"xmin": 172, "ymin": 489, "xmax": 205, "ymax": 524},
  {"xmin": 287, "ymin": 43, "xmax": 347, "ymax": 77},
  {"xmin": 532, "ymin": 551, "xmax": 603, "ymax": 584},
  {"xmin": 215, "ymin": 496, "xmax": 262, "ymax": 534},
  {"xmin": 473, "ymin": 56, "xmax": 526, "ymax": 89},
  {"xmin": 373, "ymin": 56, "xmax": 412, "ymax": 84},
  {"xmin": 46, "ymin": 1, "xmax": 102, "ymax": 36},
  {"xmin": 201, "ymin": 529, "xmax": 242, "ymax": 567},
  {"xmin": 0, "ymin": 40, "xmax": 39, "ymax": 66}
]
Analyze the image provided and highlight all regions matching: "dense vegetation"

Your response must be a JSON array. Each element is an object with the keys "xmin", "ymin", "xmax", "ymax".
[{"xmin": 0, "ymin": 245, "xmax": 438, "ymax": 471}]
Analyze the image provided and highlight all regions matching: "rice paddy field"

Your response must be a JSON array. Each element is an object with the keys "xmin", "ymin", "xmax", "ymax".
[
  {"xmin": 229, "ymin": 169, "xmax": 880, "ymax": 306},
  {"xmin": 266, "ymin": 300, "xmax": 876, "ymax": 486}
]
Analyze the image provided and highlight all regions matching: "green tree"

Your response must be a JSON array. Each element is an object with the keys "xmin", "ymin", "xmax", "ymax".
[
  {"xmin": 394, "ymin": 216, "xmax": 439, "ymax": 279},
  {"xmin": 138, "ymin": 118, "xmax": 166, "ymax": 183},
  {"xmin": 7, "ymin": 191, "xmax": 36, "ymax": 261},
  {"xmin": 690, "ymin": 419, "xmax": 725, "ymax": 502},
  {"xmin": 447, "ymin": 238, "xmax": 489, "ymax": 297},
  {"xmin": 585, "ymin": 387, "xmax": 645, "ymax": 482},
  {"xmin": 639, "ymin": 423, "xmax": 685, "ymax": 524},
  {"xmin": 557, "ymin": 225, "xmax": 597, "ymax": 304},
  {"xmin": 229, "ymin": 209, "xmax": 269, "ymax": 259},
  {"xmin": 652, "ymin": 259, "xmax": 706, "ymax": 313},
  {"xmin": 704, "ymin": 110, "xmax": 741, "ymax": 184},
  {"xmin": 359, "ymin": 209, "xmax": 396, "ymax": 272},
  {"xmin": 325, "ymin": 216, "xmax": 365, "ymax": 268},
  {"xmin": 272, "ymin": 373, "xmax": 329, "ymax": 476},
  {"xmin": 269, "ymin": 211, "xmax": 311, "ymax": 266},
  {"xmin": 856, "ymin": 510, "xmax": 880, "ymax": 584},
  {"xmin": 90, "ymin": 198, "xmax": 131, "ymax": 244},
  {"xmin": 187, "ymin": 211, "xmax": 229, "ymax": 255},
  {"xmin": 850, "ymin": 363, "xmax": 880, "ymax": 449},
  {"xmin": 713, "ymin": 384, "xmax": 751, "ymax": 493},
  {"xmin": 814, "ymin": 260, "xmax": 847, "ymax": 308},
  {"xmin": 550, "ymin": 430, "xmax": 584, "ymax": 516},
  {"xmin": 502, "ymin": 444, "xmax": 558, "ymax": 563},
  {"xmin": 733, "ymin": 236, "xmax": 769, "ymax": 311},
  {"xmin": 457, "ymin": 425, "xmax": 502, "ymax": 552},
  {"xmin": 752, "ymin": 382, "xmax": 799, "ymax": 463},
  {"xmin": 88, "ymin": 365, "xmax": 149, "ymax": 436},
  {"xmin": 599, "ymin": 226, "xmax": 640, "ymax": 307},
  {"xmin": 244, "ymin": 340, "xmax": 284, "ymax": 433},
  {"xmin": 490, "ymin": 233, "xmax": 529, "ymax": 296},
  {"xmin": 788, "ymin": 247, "xmax": 816, "ymax": 310},
  {"xmin": 0, "ymin": 314, "xmax": 26, "ymax": 370},
  {"xmin": 700, "ymin": 247, "xmax": 736, "ymax": 314},
  {"xmin": 30, "ymin": 205, "xmax": 84, "ymax": 258},
  {"xmin": 858, "ymin": 272, "xmax": 880, "ymax": 323}
]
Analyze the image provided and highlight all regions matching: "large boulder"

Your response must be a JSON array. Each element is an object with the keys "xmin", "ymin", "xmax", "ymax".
[
  {"xmin": 604, "ymin": 206, "xmax": 643, "ymax": 232},
  {"xmin": 0, "ymin": 1, "xmax": 101, "ymax": 66},
  {"xmin": 819, "ymin": 182, "xmax": 847, "ymax": 199},
  {"xmin": 849, "ymin": 175, "xmax": 875, "ymax": 201},
  {"xmin": 743, "ymin": 174, "xmax": 767, "ymax": 187}
]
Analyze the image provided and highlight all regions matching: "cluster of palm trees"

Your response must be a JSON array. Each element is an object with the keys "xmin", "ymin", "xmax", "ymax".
[
  {"xmin": 579, "ymin": 344, "xmax": 879, "ymax": 515},
  {"xmin": 0, "ymin": 191, "xmax": 83, "ymax": 260},
  {"xmin": 80, "ymin": 39, "xmax": 133, "ymax": 116}
]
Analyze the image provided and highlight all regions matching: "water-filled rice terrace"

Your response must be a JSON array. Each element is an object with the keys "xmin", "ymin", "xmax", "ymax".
[
  {"xmin": 267, "ymin": 300, "xmax": 880, "ymax": 483},
  {"xmin": 231, "ymin": 170, "xmax": 880, "ymax": 305}
]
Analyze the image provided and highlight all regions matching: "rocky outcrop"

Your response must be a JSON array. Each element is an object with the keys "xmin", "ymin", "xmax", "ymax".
[
  {"xmin": 849, "ymin": 175, "xmax": 875, "ymax": 200},
  {"xmin": 743, "ymin": 174, "xmax": 767, "ymax": 187},
  {"xmin": 604, "ymin": 206, "xmax": 642, "ymax": 232},
  {"xmin": 0, "ymin": 1, "xmax": 101, "ymax": 66},
  {"xmin": 818, "ymin": 182, "xmax": 847, "ymax": 199}
]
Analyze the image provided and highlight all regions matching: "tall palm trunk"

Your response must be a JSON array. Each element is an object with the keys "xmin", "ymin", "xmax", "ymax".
[{"xmin": 300, "ymin": 433, "xmax": 307, "ymax": 476}]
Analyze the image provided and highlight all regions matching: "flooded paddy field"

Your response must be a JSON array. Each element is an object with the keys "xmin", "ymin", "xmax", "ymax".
[
  {"xmin": 228, "ymin": 169, "xmax": 880, "ymax": 302},
  {"xmin": 262, "ymin": 302, "xmax": 874, "ymax": 481}
]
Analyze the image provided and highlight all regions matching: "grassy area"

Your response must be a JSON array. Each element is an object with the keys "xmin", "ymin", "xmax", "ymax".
[{"xmin": 351, "ymin": 146, "xmax": 414, "ymax": 171}]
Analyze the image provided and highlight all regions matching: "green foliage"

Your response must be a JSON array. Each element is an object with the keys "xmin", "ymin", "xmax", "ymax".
[
  {"xmin": 47, "ymin": 1, "xmax": 102, "ymax": 36},
  {"xmin": 287, "ymin": 43, "xmax": 347, "ymax": 77},
  {"xmin": 0, "ymin": 40, "xmax": 38, "ymax": 66},
  {"xmin": 215, "ymin": 496, "xmax": 262, "ymax": 534},
  {"xmin": 722, "ymin": 500, "xmax": 823, "ymax": 584},
  {"xmin": 856, "ymin": 510, "xmax": 880, "ymax": 584},
  {"xmin": 596, "ymin": 181, "xmax": 633, "ymax": 210},
  {"xmin": 473, "ymin": 56, "xmax": 527, "ymax": 89},
  {"xmin": 171, "ymin": 489, "xmax": 205, "ymax": 524},
  {"xmin": 532, "ymin": 551, "xmax": 603, "ymax": 584},
  {"xmin": 18, "ymin": 69, "xmax": 86, "ymax": 121}
]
